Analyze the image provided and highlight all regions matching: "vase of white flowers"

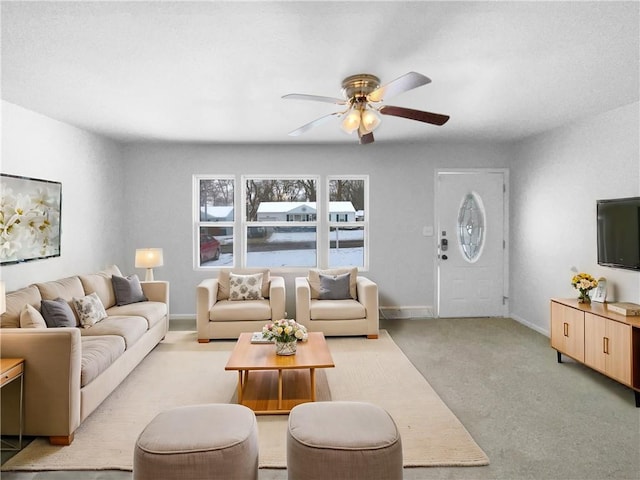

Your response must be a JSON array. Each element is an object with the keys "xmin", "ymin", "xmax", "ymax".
[
  {"xmin": 571, "ymin": 273, "xmax": 598, "ymax": 304},
  {"xmin": 262, "ymin": 319, "xmax": 308, "ymax": 356}
]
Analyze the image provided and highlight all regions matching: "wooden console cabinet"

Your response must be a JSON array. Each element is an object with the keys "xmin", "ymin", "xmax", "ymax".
[{"xmin": 550, "ymin": 299, "xmax": 640, "ymax": 407}]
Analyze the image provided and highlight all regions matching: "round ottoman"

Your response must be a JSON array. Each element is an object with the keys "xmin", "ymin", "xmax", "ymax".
[
  {"xmin": 133, "ymin": 403, "xmax": 258, "ymax": 480},
  {"xmin": 287, "ymin": 401, "xmax": 403, "ymax": 480}
]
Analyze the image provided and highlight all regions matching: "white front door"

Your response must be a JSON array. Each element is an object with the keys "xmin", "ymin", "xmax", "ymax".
[{"xmin": 436, "ymin": 170, "xmax": 508, "ymax": 317}]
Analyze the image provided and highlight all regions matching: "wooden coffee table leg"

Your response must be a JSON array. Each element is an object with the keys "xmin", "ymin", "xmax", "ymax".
[
  {"xmin": 237, "ymin": 371, "xmax": 244, "ymax": 404},
  {"xmin": 278, "ymin": 369, "xmax": 283, "ymax": 410},
  {"xmin": 310, "ymin": 368, "xmax": 316, "ymax": 402}
]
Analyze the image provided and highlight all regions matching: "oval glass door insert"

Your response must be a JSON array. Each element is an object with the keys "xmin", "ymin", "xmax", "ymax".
[{"xmin": 457, "ymin": 192, "xmax": 485, "ymax": 262}]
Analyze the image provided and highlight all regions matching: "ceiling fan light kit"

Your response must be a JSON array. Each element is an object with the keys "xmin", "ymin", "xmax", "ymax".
[{"xmin": 283, "ymin": 71, "xmax": 450, "ymax": 144}]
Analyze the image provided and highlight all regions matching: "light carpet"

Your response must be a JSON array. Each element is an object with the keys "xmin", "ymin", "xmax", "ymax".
[{"xmin": 2, "ymin": 329, "xmax": 488, "ymax": 471}]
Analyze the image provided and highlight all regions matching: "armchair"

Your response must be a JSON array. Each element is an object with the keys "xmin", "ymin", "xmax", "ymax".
[
  {"xmin": 197, "ymin": 269, "xmax": 285, "ymax": 341},
  {"xmin": 295, "ymin": 268, "xmax": 379, "ymax": 338}
]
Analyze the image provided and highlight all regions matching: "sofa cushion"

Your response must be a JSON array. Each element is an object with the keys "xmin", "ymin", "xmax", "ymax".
[
  {"xmin": 318, "ymin": 272, "xmax": 351, "ymax": 300},
  {"xmin": 36, "ymin": 276, "xmax": 84, "ymax": 324},
  {"xmin": 36, "ymin": 276, "xmax": 85, "ymax": 302},
  {"xmin": 80, "ymin": 335, "xmax": 126, "ymax": 387},
  {"xmin": 19, "ymin": 304, "xmax": 47, "ymax": 329},
  {"xmin": 229, "ymin": 273, "xmax": 264, "ymax": 301},
  {"xmin": 80, "ymin": 316, "xmax": 148, "ymax": 348},
  {"xmin": 309, "ymin": 299, "xmax": 366, "ymax": 320},
  {"xmin": 210, "ymin": 299, "xmax": 272, "ymax": 321},
  {"xmin": 112, "ymin": 274, "xmax": 148, "ymax": 306},
  {"xmin": 217, "ymin": 269, "xmax": 270, "ymax": 300},
  {"xmin": 41, "ymin": 298, "xmax": 77, "ymax": 328},
  {"xmin": 308, "ymin": 268, "xmax": 357, "ymax": 300},
  {"xmin": 79, "ymin": 265, "xmax": 122, "ymax": 309},
  {"xmin": 1, "ymin": 285, "xmax": 42, "ymax": 328},
  {"xmin": 107, "ymin": 302, "xmax": 167, "ymax": 329},
  {"xmin": 73, "ymin": 292, "xmax": 108, "ymax": 328}
]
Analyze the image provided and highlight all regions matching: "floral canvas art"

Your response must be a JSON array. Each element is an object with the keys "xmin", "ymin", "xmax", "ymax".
[{"xmin": 1, "ymin": 174, "xmax": 62, "ymax": 265}]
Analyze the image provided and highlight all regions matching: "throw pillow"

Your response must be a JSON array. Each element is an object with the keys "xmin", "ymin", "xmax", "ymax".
[
  {"xmin": 308, "ymin": 267, "xmax": 358, "ymax": 300},
  {"xmin": 112, "ymin": 274, "xmax": 148, "ymax": 306},
  {"xmin": 41, "ymin": 298, "xmax": 77, "ymax": 328},
  {"xmin": 229, "ymin": 273, "xmax": 264, "ymax": 301},
  {"xmin": 73, "ymin": 292, "xmax": 108, "ymax": 328},
  {"xmin": 19, "ymin": 304, "xmax": 47, "ymax": 328},
  {"xmin": 318, "ymin": 272, "xmax": 352, "ymax": 300},
  {"xmin": 217, "ymin": 269, "xmax": 271, "ymax": 300}
]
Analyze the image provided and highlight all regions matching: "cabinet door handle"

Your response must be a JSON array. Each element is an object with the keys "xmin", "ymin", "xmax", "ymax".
[
  {"xmin": 603, "ymin": 337, "xmax": 609, "ymax": 355},
  {"xmin": 563, "ymin": 322, "xmax": 569, "ymax": 337}
]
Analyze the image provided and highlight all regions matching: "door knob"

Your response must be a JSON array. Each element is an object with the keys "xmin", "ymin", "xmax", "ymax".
[{"xmin": 441, "ymin": 254, "xmax": 448, "ymax": 260}]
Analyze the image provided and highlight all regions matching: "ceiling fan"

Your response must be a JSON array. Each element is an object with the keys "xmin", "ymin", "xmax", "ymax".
[{"xmin": 282, "ymin": 72, "xmax": 450, "ymax": 144}]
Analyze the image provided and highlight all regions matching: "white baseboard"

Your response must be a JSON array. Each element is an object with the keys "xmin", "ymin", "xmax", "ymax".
[
  {"xmin": 510, "ymin": 312, "xmax": 549, "ymax": 337},
  {"xmin": 379, "ymin": 306, "xmax": 435, "ymax": 319}
]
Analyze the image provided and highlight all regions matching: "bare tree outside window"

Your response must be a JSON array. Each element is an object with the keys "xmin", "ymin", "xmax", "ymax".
[{"xmin": 195, "ymin": 175, "xmax": 367, "ymax": 269}]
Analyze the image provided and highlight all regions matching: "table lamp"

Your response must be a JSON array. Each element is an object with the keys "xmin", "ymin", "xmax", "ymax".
[{"xmin": 135, "ymin": 248, "xmax": 164, "ymax": 281}]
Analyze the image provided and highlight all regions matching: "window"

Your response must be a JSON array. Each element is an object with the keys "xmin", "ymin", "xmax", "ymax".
[
  {"xmin": 328, "ymin": 177, "xmax": 367, "ymax": 269},
  {"xmin": 244, "ymin": 177, "xmax": 318, "ymax": 268},
  {"xmin": 195, "ymin": 176, "xmax": 234, "ymax": 267},
  {"xmin": 457, "ymin": 192, "xmax": 485, "ymax": 263},
  {"xmin": 194, "ymin": 175, "xmax": 368, "ymax": 270}
]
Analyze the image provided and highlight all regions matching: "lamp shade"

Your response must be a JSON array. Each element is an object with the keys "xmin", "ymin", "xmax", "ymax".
[
  {"xmin": 361, "ymin": 109, "xmax": 381, "ymax": 132},
  {"xmin": 0, "ymin": 281, "xmax": 6, "ymax": 315},
  {"xmin": 135, "ymin": 248, "xmax": 164, "ymax": 269},
  {"xmin": 340, "ymin": 109, "xmax": 361, "ymax": 134}
]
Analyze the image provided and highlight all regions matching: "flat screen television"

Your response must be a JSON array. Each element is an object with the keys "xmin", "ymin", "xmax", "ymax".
[{"xmin": 596, "ymin": 197, "xmax": 640, "ymax": 271}]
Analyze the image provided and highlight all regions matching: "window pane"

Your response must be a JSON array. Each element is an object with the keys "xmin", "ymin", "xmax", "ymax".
[
  {"xmin": 247, "ymin": 226, "xmax": 316, "ymax": 267},
  {"xmin": 457, "ymin": 192, "xmax": 485, "ymax": 262},
  {"xmin": 199, "ymin": 226, "xmax": 233, "ymax": 266},
  {"xmin": 329, "ymin": 179, "xmax": 365, "ymax": 222},
  {"xmin": 200, "ymin": 179, "xmax": 234, "ymax": 221},
  {"xmin": 329, "ymin": 226, "xmax": 364, "ymax": 268},
  {"xmin": 246, "ymin": 179, "xmax": 316, "ymax": 221}
]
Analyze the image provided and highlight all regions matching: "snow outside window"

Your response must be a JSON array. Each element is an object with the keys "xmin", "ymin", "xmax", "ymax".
[
  {"xmin": 196, "ymin": 176, "xmax": 235, "ymax": 267},
  {"xmin": 194, "ymin": 175, "xmax": 368, "ymax": 270}
]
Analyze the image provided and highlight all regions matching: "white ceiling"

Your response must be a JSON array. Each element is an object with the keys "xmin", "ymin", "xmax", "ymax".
[{"xmin": 1, "ymin": 1, "xmax": 638, "ymax": 145}]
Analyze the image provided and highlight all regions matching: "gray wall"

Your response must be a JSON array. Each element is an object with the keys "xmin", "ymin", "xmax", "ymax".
[
  {"xmin": 120, "ymin": 142, "xmax": 512, "ymax": 315},
  {"xmin": 510, "ymin": 102, "xmax": 640, "ymax": 334},
  {"xmin": 1, "ymin": 101, "xmax": 126, "ymax": 290}
]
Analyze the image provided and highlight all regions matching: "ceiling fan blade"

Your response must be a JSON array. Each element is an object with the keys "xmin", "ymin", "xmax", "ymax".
[
  {"xmin": 357, "ymin": 125, "xmax": 375, "ymax": 145},
  {"xmin": 367, "ymin": 72, "xmax": 431, "ymax": 103},
  {"xmin": 359, "ymin": 132, "xmax": 375, "ymax": 145},
  {"xmin": 287, "ymin": 112, "xmax": 340, "ymax": 136},
  {"xmin": 379, "ymin": 105, "xmax": 450, "ymax": 126},
  {"xmin": 282, "ymin": 93, "xmax": 346, "ymax": 105}
]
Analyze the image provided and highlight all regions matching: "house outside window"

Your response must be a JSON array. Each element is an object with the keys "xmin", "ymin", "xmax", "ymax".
[
  {"xmin": 245, "ymin": 177, "xmax": 318, "ymax": 268},
  {"xmin": 194, "ymin": 175, "xmax": 368, "ymax": 270}
]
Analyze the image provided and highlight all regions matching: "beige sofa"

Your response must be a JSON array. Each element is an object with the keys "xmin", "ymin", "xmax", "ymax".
[
  {"xmin": 0, "ymin": 265, "xmax": 169, "ymax": 445},
  {"xmin": 197, "ymin": 268, "xmax": 285, "ymax": 341},
  {"xmin": 295, "ymin": 269, "xmax": 379, "ymax": 338}
]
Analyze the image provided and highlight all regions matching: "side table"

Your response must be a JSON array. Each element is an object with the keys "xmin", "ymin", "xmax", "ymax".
[{"xmin": 1, "ymin": 358, "xmax": 24, "ymax": 451}]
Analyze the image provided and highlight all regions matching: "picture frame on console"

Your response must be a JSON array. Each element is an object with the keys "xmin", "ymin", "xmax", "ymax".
[
  {"xmin": 0, "ymin": 173, "xmax": 62, "ymax": 265},
  {"xmin": 591, "ymin": 277, "xmax": 607, "ymax": 303}
]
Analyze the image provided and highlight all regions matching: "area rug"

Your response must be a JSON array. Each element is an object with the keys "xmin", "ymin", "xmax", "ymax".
[{"xmin": 1, "ymin": 329, "xmax": 488, "ymax": 471}]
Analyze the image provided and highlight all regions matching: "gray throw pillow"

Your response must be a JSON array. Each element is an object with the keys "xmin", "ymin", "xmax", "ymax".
[
  {"xmin": 41, "ymin": 298, "xmax": 77, "ymax": 328},
  {"xmin": 318, "ymin": 272, "xmax": 352, "ymax": 300},
  {"xmin": 112, "ymin": 274, "xmax": 148, "ymax": 306}
]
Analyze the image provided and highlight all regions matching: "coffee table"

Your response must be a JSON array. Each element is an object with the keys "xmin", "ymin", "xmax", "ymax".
[{"xmin": 225, "ymin": 332, "xmax": 334, "ymax": 414}]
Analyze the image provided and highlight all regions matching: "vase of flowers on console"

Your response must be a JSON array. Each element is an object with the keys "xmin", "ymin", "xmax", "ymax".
[
  {"xmin": 571, "ymin": 273, "xmax": 598, "ymax": 304},
  {"xmin": 262, "ymin": 319, "xmax": 308, "ymax": 355}
]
